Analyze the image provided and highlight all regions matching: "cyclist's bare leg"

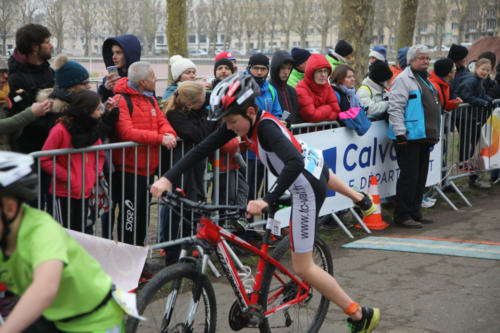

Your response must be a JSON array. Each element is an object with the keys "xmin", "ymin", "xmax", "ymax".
[
  {"xmin": 327, "ymin": 170, "xmax": 363, "ymax": 203},
  {"xmin": 291, "ymin": 250, "xmax": 362, "ymax": 321}
]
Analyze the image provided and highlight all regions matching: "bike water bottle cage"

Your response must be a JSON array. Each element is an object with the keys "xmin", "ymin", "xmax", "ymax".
[{"xmin": 208, "ymin": 72, "xmax": 260, "ymax": 121}]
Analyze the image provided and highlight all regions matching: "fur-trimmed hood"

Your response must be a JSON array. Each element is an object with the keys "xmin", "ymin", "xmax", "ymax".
[{"xmin": 36, "ymin": 88, "xmax": 72, "ymax": 114}]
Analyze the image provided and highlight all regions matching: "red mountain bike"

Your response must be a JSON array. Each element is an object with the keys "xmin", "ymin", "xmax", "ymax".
[{"xmin": 126, "ymin": 190, "xmax": 334, "ymax": 333}]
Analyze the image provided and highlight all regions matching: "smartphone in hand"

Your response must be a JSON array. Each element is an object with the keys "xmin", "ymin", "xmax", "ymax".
[
  {"xmin": 107, "ymin": 66, "xmax": 119, "ymax": 76},
  {"xmin": 281, "ymin": 110, "xmax": 291, "ymax": 120}
]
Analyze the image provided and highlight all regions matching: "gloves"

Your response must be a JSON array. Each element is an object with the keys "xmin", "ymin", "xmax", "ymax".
[{"xmin": 395, "ymin": 135, "xmax": 408, "ymax": 152}]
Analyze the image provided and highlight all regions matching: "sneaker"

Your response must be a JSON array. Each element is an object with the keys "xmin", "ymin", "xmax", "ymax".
[
  {"xmin": 421, "ymin": 196, "xmax": 436, "ymax": 208},
  {"xmin": 355, "ymin": 192, "xmax": 377, "ymax": 216},
  {"xmin": 347, "ymin": 307, "xmax": 380, "ymax": 333},
  {"xmin": 469, "ymin": 178, "xmax": 491, "ymax": 189}
]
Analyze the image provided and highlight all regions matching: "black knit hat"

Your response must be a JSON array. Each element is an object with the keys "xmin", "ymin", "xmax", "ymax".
[
  {"xmin": 248, "ymin": 53, "xmax": 269, "ymax": 68},
  {"xmin": 214, "ymin": 58, "xmax": 234, "ymax": 76},
  {"xmin": 369, "ymin": 60, "xmax": 393, "ymax": 83},
  {"xmin": 448, "ymin": 44, "xmax": 468, "ymax": 62},
  {"xmin": 291, "ymin": 47, "xmax": 311, "ymax": 66},
  {"xmin": 434, "ymin": 57, "xmax": 454, "ymax": 77},
  {"xmin": 335, "ymin": 40, "xmax": 353, "ymax": 57}
]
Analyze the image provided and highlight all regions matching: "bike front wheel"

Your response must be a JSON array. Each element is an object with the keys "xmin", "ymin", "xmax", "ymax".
[
  {"xmin": 258, "ymin": 235, "xmax": 334, "ymax": 333},
  {"xmin": 126, "ymin": 262, "xmax": 217, "ymax": 333}
]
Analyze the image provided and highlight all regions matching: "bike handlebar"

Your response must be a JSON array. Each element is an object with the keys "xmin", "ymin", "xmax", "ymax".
[{"xmin": 161, "ymin": 190, "xmax": 247, "ymax": 215}]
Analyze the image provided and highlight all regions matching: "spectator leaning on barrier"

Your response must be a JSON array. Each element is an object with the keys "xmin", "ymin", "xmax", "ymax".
[
  {"xmin": 295, "ymin": 53, "xmax": 340, "ymax": 123},
  {"xmin": 331, "ymin": 64, "xmax": 363, "ymax": 112},
  {"xmin": 287, "ymin": 47, "xmax": 311, "ymax": 88},
  {"xmin": 8, "ymin": 24, "xmax": 55, "ymax": 154},
  {"xmin": 269, "ymin": 50, "xmax": 300, "ymax": 125},
  {"xmin": 40, "ymin": 91, "xmax": 106, "ymax": 234},
  {"xmin": 99, "ymin": 34, "xmax": 141, "ymax": 101},
  {"xmin": 112, "ymin": 61, "xmax": 177, "ymax": 245},
  {"xmin": 326, "ymin": 40, "xmax": 353, "ymax": 72},
  {"xmin": 357, "ymin": 60, "xmax": 393, "ymax": 120},
  {"xmin": 389, "ymin": 46, "xmax": 409, "ymax": 89},
  {"xmin": 447, "ymin": 43, "xmax": 469, "ymax": 98},
  {"xmin": 429, "ymin": 57, "xmax": 463, "ymax": 112},
  {"xmin": 475, "ymin": 51, "xmax": 499, "ymax": 99},
  {"xmin": 0, "ymin": 59, "xmax": 52, "ymax": 151},
  {"xmin": 388, "ymin": 44, "xmax": 441, "ymax": 229}
]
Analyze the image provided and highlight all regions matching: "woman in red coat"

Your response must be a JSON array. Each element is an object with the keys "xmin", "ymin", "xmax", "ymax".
[
  {"xmin": 295, "ymin": 54, "xmax": 340, "ymax": 123},
  {"xmin": 429, "ymin": 57, "xmax": 462, "ymax": 112}
]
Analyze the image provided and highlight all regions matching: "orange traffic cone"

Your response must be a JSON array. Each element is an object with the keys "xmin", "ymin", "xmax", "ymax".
[{"xmin": 356, "ymin": 176, "xmax": 389, "ymax": 230}]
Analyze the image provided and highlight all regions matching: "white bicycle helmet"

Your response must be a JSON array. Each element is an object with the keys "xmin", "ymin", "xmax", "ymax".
[
  {"xmin": 0, "ymin": 151, "xmax": 38, "ymax": 201},
  {"xmin": 208, "ymin": 72, "xmax": 260, "ymax": 121}
]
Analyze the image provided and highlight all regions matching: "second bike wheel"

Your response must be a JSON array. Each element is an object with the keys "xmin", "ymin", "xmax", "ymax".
[
  {"xmin": 258, "ymin": 235, "xmax": 334, "ymax": 333},
  {"xmin": 126, "ymin": 262, "xmax": 217, "ymax": 333}
]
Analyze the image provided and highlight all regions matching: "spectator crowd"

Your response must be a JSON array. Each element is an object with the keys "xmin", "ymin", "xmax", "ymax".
[{"xmin": 1, "ymin": 23, "xmax": 499, "ymax": 251}]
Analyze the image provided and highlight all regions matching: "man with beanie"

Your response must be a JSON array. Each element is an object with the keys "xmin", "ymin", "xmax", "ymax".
[
  {"xmin": 8, "ymin": 24, "xmax": 55, "ymax": 153},
  {"xmin": 326, "ymin": 40, "xmax": 353, "ymax": 71},
  {"xmin": 213, "ymin": 58, "xmax": 234, "ymax": 88},
  {"xmin": 99, "ymin": 34, "xmax": 142, "ymax": 101},
  {"xmin": 388, "ymin": 44, "xmax": 441, "ymax": 229},
  {"xmin": 215, "ymin": 51, "xmax": 238, "ymax": 72},
  {"xmin": 389, "ymin": 47, "xmax": 409, "ymax": 89},
  {"xmin": 287, "ymin": 47, "xmax": 311, "ymax": 88},
  {"xmin": 112, "ymin": 61, "xmax": 177, "ymax": 245},
  {"xmin": 269, "ymin": 50, "xmax": 300, "ymax": 125},
  {"xmin": 357, "ymin": 60, "xmax": 393, "ymax": 119},
  {"xmin": 447, "ymin": 43, "xmax": 469, "ymax": 98},
  {"xmin": 246, "ymin": 53, "xmax": 282, "ymax": 203}
]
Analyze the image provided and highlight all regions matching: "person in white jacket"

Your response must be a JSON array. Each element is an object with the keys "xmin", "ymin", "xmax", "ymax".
[{"xmin": 356, "ymin": 60, "xmax": 393, "ymax": 120}]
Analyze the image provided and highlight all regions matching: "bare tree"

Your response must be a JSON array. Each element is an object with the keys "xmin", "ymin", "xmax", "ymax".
[
  {"xmin": 167, "ymin": 0, "xmax": 188, "ymax": 82},
  {"xmin": 414, "ymin": 0, "xmax": 432, "ymax": 46},
  {"xmin": 292, "ymin": 0, "xmax": 314, "ymax": 48},
  {"xmin": 137, "ymin": 0, "xmax": 162, "ymax": 55},
  {"xmin": 431, "ymin": 0, "xmax": 450, "ymax": 56},
  {"xmin": 101, "ymin": 0, "xmax": 134, "ymax": 36},
  {"xmin": 395, "ymin": 0, "xmax": 419, "ymax": 50},
  {"xmin": 20, "ymin": 0, "xmax": 37, "ymax": 24},
  {"xmin": 45, "ymin": 0, "xmax": 66, "ymax": 55},
  {"xmin": 313, "ymin": 0, "xmax": 339, "ymax": 52},
  {"xmin": 453, "ymin": 0, "xmax": 471, "ymax": 44},
  {"xmin": 274, "ymin": 0, "xmax": 294, "ymax": 51},
  {"xmin": 382, "ymin": 0, "xmax": 401, "ymax": 58},
  {"xmin": 0, "ymin": 0, "xmax": 14, "ymax": 56},
  {"xmin": 205, "ymin": 0, "xmax": 222, "ymax": 54},
  {"xmin": 338, "ymin": 0, "xmax": 374, "ymax": 85},
  {"xmin": 220, "ymin": 0, "xmax": 237, "ymax": 50},
  {"xmin": 72, "ymin": 0, "xmax": 98, "ymax": 56},
  {"xmin": 241, "ymin": 0, "xmax": 257, "ymax": 54}
]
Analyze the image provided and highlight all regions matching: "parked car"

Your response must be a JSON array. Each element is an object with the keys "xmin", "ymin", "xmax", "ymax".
[
  {"xmin": 189, "ymin": 49, "xmax": 208, "ymax": 57},
  {"xmin": 306, "ymin": 48, "xmax": 321, "ymax": 54}
]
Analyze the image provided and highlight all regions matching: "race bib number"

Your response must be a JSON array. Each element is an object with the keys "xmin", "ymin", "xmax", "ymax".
[
  {"xmin": 300, "ymin": 141, "xmax": 324, "ymax": 180},
  {"xmin": 112, "ymin": 288, "xmax": 146, "ymax": 320}
]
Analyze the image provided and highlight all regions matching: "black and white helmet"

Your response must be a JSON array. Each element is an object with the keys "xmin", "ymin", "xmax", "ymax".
[
  {"xmin": 208, "ymin": 72, "xmax": 260, "ymax": 121},
  {"xmin": 0, "ymin": 151, "xmax": 38, "ymax": 201}
]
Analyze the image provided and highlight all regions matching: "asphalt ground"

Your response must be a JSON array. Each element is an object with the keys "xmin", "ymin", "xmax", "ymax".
[{"xmin": 206, "ymin": 179, "xmax": 500, "ymax": 333}]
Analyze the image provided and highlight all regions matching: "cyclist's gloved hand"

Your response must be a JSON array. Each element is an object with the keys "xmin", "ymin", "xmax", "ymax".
[{"xmin": 395, "ymin": 135, "xmax": 408, "ymax": 153}]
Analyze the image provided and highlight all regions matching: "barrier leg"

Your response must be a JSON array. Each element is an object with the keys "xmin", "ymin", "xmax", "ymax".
[
  {"xmin": 330, "ymin": 212, "xmax": 354, "ymax": 239},
  {"xmin": 448, "ymin": 180, "xmax": 472, "ymax": 207},
  {"xmin": 349, "ymin": 207, "xmax": 371, "ymax": 234},
  {"xmin": 433, "ymin": 185, "xmax": 458, "ymax": 211}
]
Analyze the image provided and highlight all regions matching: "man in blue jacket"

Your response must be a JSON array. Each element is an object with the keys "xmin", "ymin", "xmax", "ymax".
[
  {"xmin": 98, "ymin": 34, "xmax": 142, "ymax": 101},
  {"xmin": 388, "ymin": 45, "xmax": 441, "ymax": 229},
  {"xmin": 246, "ymin": 53, "xmax": 282, "ymax": 201}
]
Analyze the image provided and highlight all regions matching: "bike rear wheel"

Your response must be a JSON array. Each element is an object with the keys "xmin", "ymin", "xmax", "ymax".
[
  {"xmin": 126, "ymin": 262, "xmax": 217, "ymax": 333},
  {"xmin": 258, "ymin": 235, "xmax": 333, "ymax": 333}
]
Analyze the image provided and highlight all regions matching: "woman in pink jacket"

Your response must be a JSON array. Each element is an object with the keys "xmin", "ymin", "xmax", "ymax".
[
  {"xmin": 295, "ymin": 53, "xmax": 341, "ymax": 123},
  {"xmin": 41, "ymin": 90, "xmax": 105, "ymax": 233}
]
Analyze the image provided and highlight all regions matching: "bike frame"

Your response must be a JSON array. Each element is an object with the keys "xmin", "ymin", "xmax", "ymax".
[{"xmin": 196, "ymin": 215, "xmax": 311, "ymax": 318}]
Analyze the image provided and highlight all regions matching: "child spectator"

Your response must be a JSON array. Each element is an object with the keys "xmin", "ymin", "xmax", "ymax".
[
  {"xmin": 357, "ymin": 60, "xmax": 393, "ymax": 120},
  {"xmin": 447, "ymin": 43, "xmax": 469, "ymax": 98},
  {"xmin": 295, "ymin": 54, "xmax": 340, "ymax": 122},
  {"xmin": 287, "ymin": 47, "xmax": 311, "ymax": 88},
  {"xmin": 40, "ymin": 90, "xmax": 105, "ymax": 233},
  {"xmin": 269, "ymin": 50, "xmax": 300, "ymax": 125},
  {"xmin": 99, "ymin": 34, "xmax": 141, "ymax": 101}
]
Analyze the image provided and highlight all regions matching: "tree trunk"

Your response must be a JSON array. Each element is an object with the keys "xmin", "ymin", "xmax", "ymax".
[
  {"xmin": 395, "ymin": 0, "xmax": 419, "ymax": 50},
  {"xmin": 321, "ymin": 29, "xmax": 327, "ymax": 52},
  {"xmin": 339, "ymin": 0, "xmax": 374, "ymax": 87},
  {"xmin": 284, "ymin": 30, "xmax": 290, "ymax": 51},
  {"xmin": 167, "ymin": 0, "xmax": 188, "ymax": 83}
]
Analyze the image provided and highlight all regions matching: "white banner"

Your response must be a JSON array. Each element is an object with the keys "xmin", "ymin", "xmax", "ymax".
[
  {"xmin": 477, "ymin": 107, "xmax": 500, "ymax": 169},
  {"xmin": 66, "ymin": 230, "xmax": 148, "ymax": 291},
  {"xmin": 271, "ymin": 120, "xmax": 442, "ymax": 223}
]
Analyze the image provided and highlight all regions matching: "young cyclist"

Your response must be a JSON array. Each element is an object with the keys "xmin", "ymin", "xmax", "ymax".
[
  {"xmin": 150, "ymin": 73, "xmax": 380, "ymax": 332},
  {"xmin": 0, "ymin": 151, "xmax": 125, "ymax": 332}
]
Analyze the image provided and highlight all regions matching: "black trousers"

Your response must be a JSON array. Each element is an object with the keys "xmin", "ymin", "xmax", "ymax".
[
  {"xmin": 394, "ymin": 142, "xmax": 432, "ymax": 224},
  {"xmin": 112, "ymin": 171, "xmax": 153, "ymax": 246},
  {"xmin": 48, "ymin": 196, "xmax": 91, "ymax": 233}
]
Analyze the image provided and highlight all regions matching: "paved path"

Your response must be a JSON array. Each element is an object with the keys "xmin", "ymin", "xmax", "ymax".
[{"xmin": 210, "ymin": 183, "xmax": 500, "ymax": 332}]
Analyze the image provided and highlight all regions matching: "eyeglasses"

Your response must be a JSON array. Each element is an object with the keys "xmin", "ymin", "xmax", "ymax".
[
  {"xmin": 315, "ymin": 68, "xmax": 330, "ymax": 75},
  {"xmin": 416, "ymin": 56, "xmax": 431, "ymax": 61},
  {"xmin": 251, "ymin": 66, "xmax": 268, "ymax": 72}
]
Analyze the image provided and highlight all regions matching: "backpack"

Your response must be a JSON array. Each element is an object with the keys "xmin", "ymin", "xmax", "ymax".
[{"xmin": 117, "ymin": 93, "xmax": 156, "ymax": 116}]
